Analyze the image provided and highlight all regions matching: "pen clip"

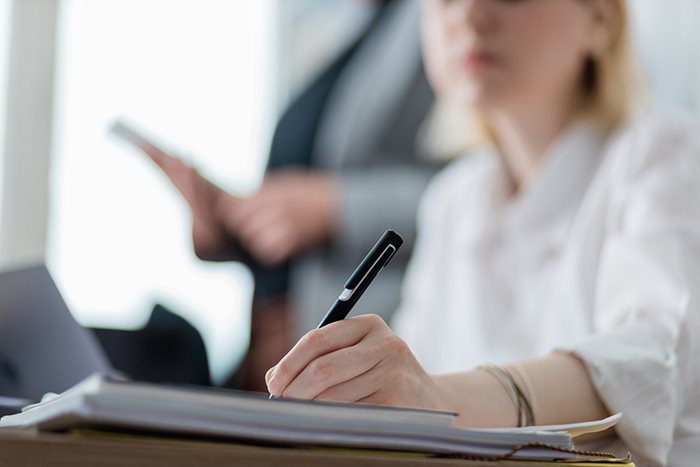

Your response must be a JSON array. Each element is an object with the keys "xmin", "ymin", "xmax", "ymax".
[
  {"xmin": 344, "ymin": 230, "xmax": 403, "ymax": 290},
  {"xmin": 339, "ymin": 245, "xmax": 396, "ymax": 301}
]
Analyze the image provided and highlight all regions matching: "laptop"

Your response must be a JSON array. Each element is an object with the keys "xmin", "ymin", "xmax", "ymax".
[{"xmin": 0, "ymin": 264, "xmax": 111, "ymax": 402}]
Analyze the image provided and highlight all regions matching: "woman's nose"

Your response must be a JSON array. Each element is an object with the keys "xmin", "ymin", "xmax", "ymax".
[{"xmin": 444, "ymin": 0, "xmax": 493, "ymax": 34}]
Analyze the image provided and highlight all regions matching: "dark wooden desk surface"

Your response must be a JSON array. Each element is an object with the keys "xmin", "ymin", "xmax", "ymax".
[{"xmin": 0, "ymin": 429, "xmax": 540, "ymax": 467}]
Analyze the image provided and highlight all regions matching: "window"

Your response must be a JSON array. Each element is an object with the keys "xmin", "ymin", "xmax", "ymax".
[
  {"xmin": 0, "ymin": 0, "xmax": 12, "ymax": 225},
  {"xmin": 276, "ymin": 0, "xmax": 372, "ymax": 105},
  {"xmin": 48, "ymin": 0, "xmax": 276, "ymax": 383}
]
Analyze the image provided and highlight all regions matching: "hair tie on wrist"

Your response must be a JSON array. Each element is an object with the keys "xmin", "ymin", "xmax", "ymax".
[{"xmin": 477, "ymin": 364, "xmax": 535, "ymax": 427}]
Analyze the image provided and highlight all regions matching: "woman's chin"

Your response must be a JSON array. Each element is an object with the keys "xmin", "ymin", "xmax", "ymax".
[{"xmin": 451, "ymin": 85, "xmax": 502, "ymax": 113}]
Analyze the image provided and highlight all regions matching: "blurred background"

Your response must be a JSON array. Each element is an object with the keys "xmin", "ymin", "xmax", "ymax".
[{"xmin": 0, "ymin": 0, "xmax": 699, "ymax": 387}]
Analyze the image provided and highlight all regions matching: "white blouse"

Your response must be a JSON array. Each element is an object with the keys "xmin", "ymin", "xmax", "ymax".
[{"xmin": 391, "ymin": 115, "xmax": 700, "ymax": 466}]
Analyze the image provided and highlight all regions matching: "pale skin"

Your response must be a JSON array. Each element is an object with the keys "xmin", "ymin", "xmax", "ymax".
[
  {"xmin": 266, "ymin": 0, "xmax": 620, "ymax": 429},
  {"xmin": 135, "ymin": 143, "xmax": 340, "ymax": 265}
]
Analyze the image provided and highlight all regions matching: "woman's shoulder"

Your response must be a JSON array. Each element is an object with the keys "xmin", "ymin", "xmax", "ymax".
[
  {"xmin": 604, "ymin": 112, "xmax": 700, "ymax": 181},
  {"xmin": 597, "ymin": 113, "xmax": 700, "ymax": 228}
]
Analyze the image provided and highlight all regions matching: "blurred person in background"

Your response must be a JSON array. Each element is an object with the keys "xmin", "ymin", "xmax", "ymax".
[
  {"xmin": 141, "ymin": 0, "xmax": 445, "ymax": 391},
  {"xmin": 265, "ymin": 1, "xmax": 700, "ymax": 465}
]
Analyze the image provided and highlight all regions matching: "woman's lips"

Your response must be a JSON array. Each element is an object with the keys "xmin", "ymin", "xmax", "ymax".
[{"xmin": 460, "ymin": 50, "xmax": 498, "ymax": 73}]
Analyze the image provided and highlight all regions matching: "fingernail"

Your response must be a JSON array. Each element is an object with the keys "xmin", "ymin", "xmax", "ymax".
[
  {"xmin": 267, "ymin": 376, "xmax": 280, "ymax": 397},
  {"xmin": 265, "ymin": 366, "xmax": 276, "ymax": 385},
  {"xmin": 266, "ymin": 367, "xmax": 282, "ymax": 396}
]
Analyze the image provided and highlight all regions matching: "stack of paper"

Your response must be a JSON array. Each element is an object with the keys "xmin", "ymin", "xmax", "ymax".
[{"xmin": 0, "ymin": 374, "xmax": 622, "ymax": 462}]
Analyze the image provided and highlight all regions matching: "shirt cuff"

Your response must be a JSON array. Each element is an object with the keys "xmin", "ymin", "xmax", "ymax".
[{"xmin": 556, "ymin": 323, "xmax": 680, "ymax": 466}]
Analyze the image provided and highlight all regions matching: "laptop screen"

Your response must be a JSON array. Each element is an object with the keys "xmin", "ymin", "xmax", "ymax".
[{"xmin": 0, "ymin": 264, "xmax": 111, "ymax": 401}]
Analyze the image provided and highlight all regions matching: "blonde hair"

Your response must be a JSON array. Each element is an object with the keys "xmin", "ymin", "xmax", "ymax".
[
  {"xmin": 579, "ymin": 0, "xmax": 644, "ymax": 131},
  {"xmin": 420, "ymin": 0, "xmax": 644, "ymax": 160}
]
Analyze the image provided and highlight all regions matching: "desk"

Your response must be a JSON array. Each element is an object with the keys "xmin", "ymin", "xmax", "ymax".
[{"xmin": 0, "ymin": 429, "xmax": 629, "ymax": 467}]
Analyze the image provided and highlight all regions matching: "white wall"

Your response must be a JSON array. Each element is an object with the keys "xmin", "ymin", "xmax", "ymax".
[
  {"xmin": 0, "ymin": 0, "xmax": 11, "ymax": 223},
  {"xmin": 0, "ymin": 0, "xmax": 58, "ymax": 267},
  {"xmin": 629, "ymin": 0, "xmax": 700, "ymax": 113}
]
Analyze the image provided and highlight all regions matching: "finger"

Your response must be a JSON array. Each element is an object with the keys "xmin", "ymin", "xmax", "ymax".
[
  {"xmin": 247, "ymin": 225, "xmax": 297, "ymax": 265},
  {"xmin": 265, "ymin": 367, "xmax": 275, "ymax": 386},
  {"xmin": 191, "ymin": 172, "xmax": 224, "ymax": 212},
  {"xmin": 141, "ymin": 144, "xmax": 178, "ymax": 170},
  {"xmin": 267, "ymin": 316, "xmax": 381, "ymax": 397},
  {"xmin": 158, "ymin": 156, "xmax": 196, "ymax": 198},
  {"xmin": 356, "ymin": 378, "xmax": 410, "ymax": 408},
  {"xmin": 357, "ymin": 390, "xmax": 390, "ymax": 407},
  {"xmin": 235, "ymin": 209, "xmax": 292, "ymax": 262},
  {"xmin": 314, "ymin": 361, "xmax": 384, "ymax": 403},
  {"xmin": 227, "ymin": 191, "xmax": 273, "ymax": 229},
  {"xmin": 236, "ymin": 204, "xmax": 285, "ymax": 244},
  {"xmin": 215, "ymin": 192, "xmax": 242, "ymax": 220},
  {"xmin": 356, "ymin": 365, "xmax": 403, "ymax": 407},
  {"xmin": 155, "ymin": 150, "xmax": 183, "ymax": 175},
  {"xmin": 282, "ymin": 342, "xmax": 382, "ymax": 400},
  {"xmin": 140, "ymin": 144, "xmax": 166, "ymax": 166}
]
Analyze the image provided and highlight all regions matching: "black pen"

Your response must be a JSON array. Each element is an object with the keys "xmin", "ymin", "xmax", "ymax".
[
  {"xmin": 317, "ymin": 229, "xmax": 403, "ymax": 328},
  {"xmin": 268, "ymin": 230, "xmax": 403, "ymax": 399}
]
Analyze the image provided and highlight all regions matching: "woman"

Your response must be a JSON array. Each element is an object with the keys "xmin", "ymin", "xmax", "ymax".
[{"xmin": 265, "ymin": 1, "xmax": 700, "ymax": 465}]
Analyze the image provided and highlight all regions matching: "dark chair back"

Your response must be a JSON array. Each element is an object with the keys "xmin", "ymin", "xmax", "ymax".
[{"xmin": 91, "ymin": 304, "xmax": 211, "ymax": 386}]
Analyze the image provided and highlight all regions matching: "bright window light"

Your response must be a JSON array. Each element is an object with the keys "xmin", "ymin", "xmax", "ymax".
[
  {"xmin": 0, "ymin": 0, "xmax": 12, "ymax": 225},
  {"xmin": 48, "ymin": 0, "xmax": 276, "ymax": 384}
]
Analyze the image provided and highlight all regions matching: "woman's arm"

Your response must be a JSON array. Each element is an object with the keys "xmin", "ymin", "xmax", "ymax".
[
  {"xmin": 265, "ymin": 314, "xmax": 609, "ymax": 428},
  {"xmin": 435, "ymin": 353, "xmax": 610, "ymax": 427}
]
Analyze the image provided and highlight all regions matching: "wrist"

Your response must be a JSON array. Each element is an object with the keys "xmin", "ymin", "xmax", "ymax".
[
  {"xmin": 425, "ymin": 374, "xmax": 456, "ymax": 414},
  {"xmin": 434, "ymin": 370, "xmax": 519, "ymax": 428}
]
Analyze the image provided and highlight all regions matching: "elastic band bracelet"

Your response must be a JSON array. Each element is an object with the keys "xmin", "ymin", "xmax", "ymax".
[
  {"xmin": 508, "ymin": 363, "xmax": 537, "ymax": 425},
  {"xmin": 478, "ymin": 364, "xmax": 535, "ymax": 427}
]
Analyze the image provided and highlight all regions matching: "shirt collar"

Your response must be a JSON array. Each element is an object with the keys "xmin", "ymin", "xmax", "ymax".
[{"xmin": 495, "ymin": 123, "xmax": 606, "ymax": 243}]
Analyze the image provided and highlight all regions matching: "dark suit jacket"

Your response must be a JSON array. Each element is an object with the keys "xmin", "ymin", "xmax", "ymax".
[{"xmin": 214, "ymin": 0, "xmax": 441, "ymax": 335}]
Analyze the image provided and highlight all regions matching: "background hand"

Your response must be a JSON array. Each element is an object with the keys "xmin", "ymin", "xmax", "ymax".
[
  {"xmin": 141, "ymin": 144, "xmax": 340, "ymax": 265},
  {"xmin": 139, "ymin": 144, "xmax": 240, "ymax": 260},
  {"xmin": 217, "ymin": 169, "xmax": 340, "ymax": 265}
]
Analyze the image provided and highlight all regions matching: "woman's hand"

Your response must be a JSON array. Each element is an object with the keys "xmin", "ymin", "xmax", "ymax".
[
  {"xmin": 264, "ymin": 314, "xmax": 610, "ymax": 430},
  {"xmin": 265, "ymin": 314, "xmax": 451, "ymax": 411}
]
